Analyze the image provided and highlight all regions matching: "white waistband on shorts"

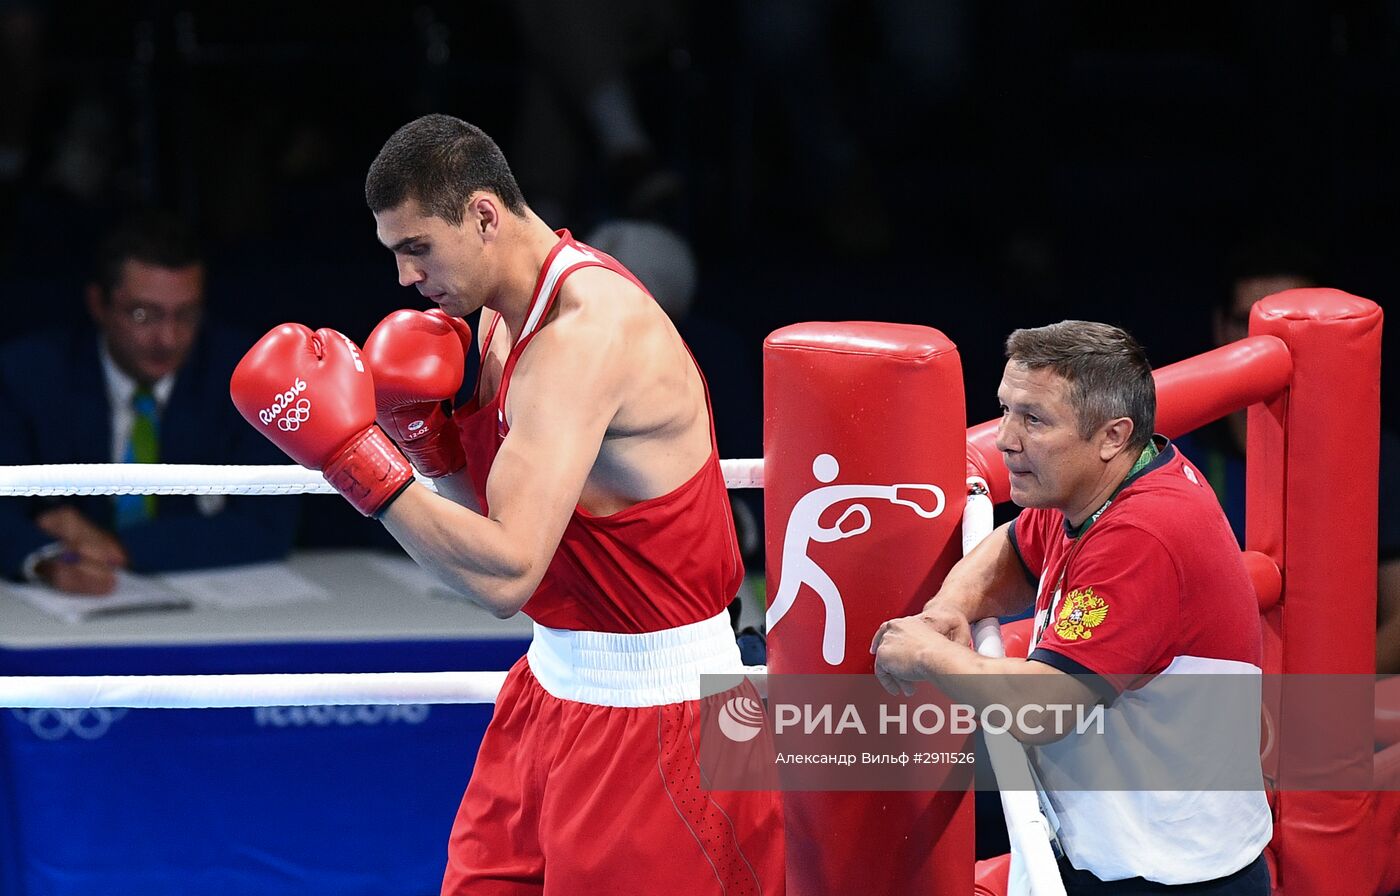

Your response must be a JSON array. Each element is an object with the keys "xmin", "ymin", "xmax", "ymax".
[{"xmin": 526, "ymin": 610, "xmax": 744, "ymax": 707}]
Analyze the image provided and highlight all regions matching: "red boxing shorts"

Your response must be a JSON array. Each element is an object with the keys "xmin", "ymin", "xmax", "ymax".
[{"xmin": 442, "ymin": 612, "xmax": 784, "ymax": 895}]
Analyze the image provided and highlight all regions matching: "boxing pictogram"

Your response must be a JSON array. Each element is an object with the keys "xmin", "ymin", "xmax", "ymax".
[
  {"xmin": 276, "ymin": 398, "xmax": 312, "ymax": 431},
  {"xmin": 766, "ymin": 453, "xmax": 945, "ymax": 665}
]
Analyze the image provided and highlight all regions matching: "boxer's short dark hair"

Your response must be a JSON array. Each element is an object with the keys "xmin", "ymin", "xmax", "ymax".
[
  {"xmin": 1006, "ymin": 321, "xmax": 1156, "ymax": 451},
  {"xmin": 365, "ymin": 114, "xmax": 526, "ymax": 225}
]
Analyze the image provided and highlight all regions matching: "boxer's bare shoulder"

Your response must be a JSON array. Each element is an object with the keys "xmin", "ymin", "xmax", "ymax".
[{"xmin": 507, "ymin": 263, "xmax": 711, "ymax": 512}]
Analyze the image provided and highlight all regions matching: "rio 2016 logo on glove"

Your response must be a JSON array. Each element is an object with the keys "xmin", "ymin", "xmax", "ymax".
[
  {"xmin": 276, "ymin": 398, "xmax": 313, "ymax": 431},
  {"xmin": 259, "ymin": 377, "xmax": 308, "ymax": 426}
]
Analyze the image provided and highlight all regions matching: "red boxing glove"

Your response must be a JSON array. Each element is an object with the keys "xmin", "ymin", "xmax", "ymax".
[
  {"xmin": 363, "ymin": 308, "xmax": 473, "ymax": 478},
  {"xmin": 230, "ymin": 324, "xmax": 414, "ymax": 517}
]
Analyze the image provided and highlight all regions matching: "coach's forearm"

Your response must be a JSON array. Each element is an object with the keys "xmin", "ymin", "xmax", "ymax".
[{"xmin": 924, "ymin": 523, "xmax": 1036, "ymax": 621}]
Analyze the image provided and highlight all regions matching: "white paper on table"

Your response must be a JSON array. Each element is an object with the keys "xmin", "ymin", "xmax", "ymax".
[
  {"xmin": 6, "ymin": 570, "xmax": 193, "ymax": 623},
  {"xmin": 157, "ymin": 562, "xmax": 331, "ymax": 610},
  {"xmin": 363, "ymin": 552, "xmax": 460, "ymax": 600}
]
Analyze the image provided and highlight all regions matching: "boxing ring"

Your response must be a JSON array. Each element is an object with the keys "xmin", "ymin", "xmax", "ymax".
[{"xmin": 0, "ymin": 289, "xmax": 1394, "ymax": 895}]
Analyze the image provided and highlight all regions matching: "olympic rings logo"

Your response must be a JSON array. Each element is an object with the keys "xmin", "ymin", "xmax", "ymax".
[
  {"xmin": 258, "ymin": 377, "xmax": 307, "ymax": 425},
  {"xmin": 276, "ymin": 398, "xmax": 312, "ymax": 432},
  {"xmin": 9, "ymin": 708, "xmax": 129, "ymax": 741}
]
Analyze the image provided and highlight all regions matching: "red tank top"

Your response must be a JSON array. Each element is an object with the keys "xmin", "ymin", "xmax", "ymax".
[{"xmin": 454, "ymin": 231, "xmax": 743, "ymax": 634}]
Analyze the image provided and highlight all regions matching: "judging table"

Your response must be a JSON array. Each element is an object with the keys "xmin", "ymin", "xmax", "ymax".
[{"xmin": 0, "ymin": 549, "xmax": 532, "ymax": 896}]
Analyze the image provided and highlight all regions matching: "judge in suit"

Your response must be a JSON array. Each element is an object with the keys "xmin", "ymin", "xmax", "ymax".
[{"xmin": 0, "ymin": 210, "xmax": 298, "ymax": 594}]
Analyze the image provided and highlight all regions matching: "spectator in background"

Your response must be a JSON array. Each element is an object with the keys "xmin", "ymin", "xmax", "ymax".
[
  {"xmin": 1177, "ymin": 235, "xmax": 1400, "ymax": 673},
  {"xmin": 0, "ymin": 2, "xmax": 42, "ymax": 190},
  {"xmin": 509, "ymin": 0, "xmax": 686, "ymax": 227},
  {"xmin": 0, "ymin": 0, "xmax": 43, "ymax": 252},
  {"xmin": 0, "ymin": 209, "xmax": 299, "ymax": 595},
  {"xmin": 740, "ymin": 0, "xmax": 971, "ymax": 257}
]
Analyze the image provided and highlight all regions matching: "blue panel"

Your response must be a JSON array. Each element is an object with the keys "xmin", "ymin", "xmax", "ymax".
[{"xmin": 0, "ymin": 638, "xmax": 529, "ymax": 896}]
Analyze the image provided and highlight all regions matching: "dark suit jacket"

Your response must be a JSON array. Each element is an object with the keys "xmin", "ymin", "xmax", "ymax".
[{"xmin": 0, "ymin": 322, "xmax": 300, "ymax": 578}]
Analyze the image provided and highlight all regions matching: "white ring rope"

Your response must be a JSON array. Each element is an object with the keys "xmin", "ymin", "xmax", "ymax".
[
  {"xmin": 0, "ymin": 672, "xmax": 510, "ymax": 709},
  {"xmin": 0, "ymin": 458, "xmax": 764, "ymax": 710},
  {"xmin": 0, "ymin": 459, "xmax": 766, "ymax": 496},
  {"xmin": 965, "ymin": 478, "xmax": 1066, "ymax": 896},
  {"xmin": 0, "ymin": 666, "xmax": 769, "ymax": 710}
]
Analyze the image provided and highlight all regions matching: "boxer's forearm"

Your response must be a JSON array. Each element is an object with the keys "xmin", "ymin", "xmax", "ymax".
[
  {"xmin": 380, "ymin": 484, "xmax": 540, "ymax": 618},
  {"xmin": 429, "ymin": 468, "xmax": 483, "ymax": 514}
]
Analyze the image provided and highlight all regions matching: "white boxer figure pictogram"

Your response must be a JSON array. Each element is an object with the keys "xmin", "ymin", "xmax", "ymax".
[{"xmin": 767, "ymin": 453, "xmax": 946, "ymax": 664}]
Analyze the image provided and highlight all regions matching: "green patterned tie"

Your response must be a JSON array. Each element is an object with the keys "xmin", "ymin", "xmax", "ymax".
[{"xmin": 115, "ymin": 388, "xmax": 159, "ymax": 527}]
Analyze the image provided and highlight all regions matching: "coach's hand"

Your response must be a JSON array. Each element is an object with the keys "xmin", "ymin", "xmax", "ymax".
[
  {"xmin": 914, "ymin": 601, "xmax": 974, "ymax": 649},
  {"xmin": 364, "ymin": 308, "xmax": 473, "ymax": 478},
  {"xmin": 231, "ymin": 324, "xmax": 413, "ymax": 517},
  {"xmin": 870, "ymin": 614, "xmax": 943, "ymax": 697}
]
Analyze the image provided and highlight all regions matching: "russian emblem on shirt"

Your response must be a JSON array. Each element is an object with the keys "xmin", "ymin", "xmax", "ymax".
[{"xmin": 1054, "ymin": 587, "xmax": 1109, "ymax": 641}]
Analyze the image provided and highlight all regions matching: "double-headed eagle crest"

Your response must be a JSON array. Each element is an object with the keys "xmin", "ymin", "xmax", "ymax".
[{"xmin": 1054, "ymin": 587, "xmax": 1109, "ymax": 641}]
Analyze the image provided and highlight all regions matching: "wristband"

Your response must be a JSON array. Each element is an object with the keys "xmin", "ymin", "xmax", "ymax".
[{"xmin": 322, "ymin": 427, "xmax": 416, "ymax": 517}]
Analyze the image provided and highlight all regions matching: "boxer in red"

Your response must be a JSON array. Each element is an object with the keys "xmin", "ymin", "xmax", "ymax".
[{"xmin": 230, "ymin": 114, "xmax": 781, "ymax": 895}]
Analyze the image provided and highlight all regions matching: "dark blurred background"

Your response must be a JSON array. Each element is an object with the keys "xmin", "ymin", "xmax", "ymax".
[{"xmin": 0, "ymin": 0, "xmax": 1395, "ymax": 433}]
